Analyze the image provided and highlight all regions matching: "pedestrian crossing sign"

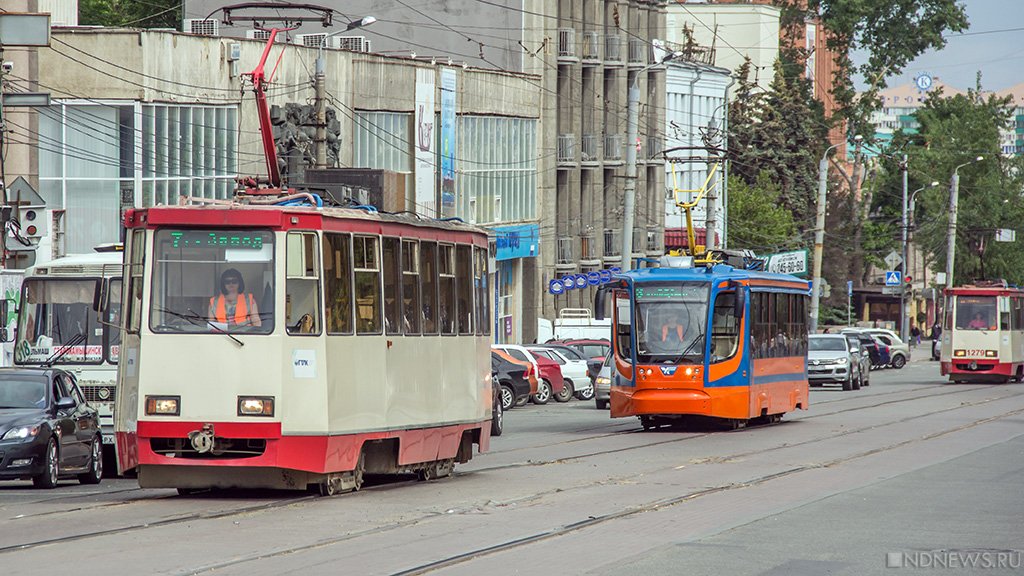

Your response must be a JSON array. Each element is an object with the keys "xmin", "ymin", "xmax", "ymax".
[{"xmin": 885, "ymin": 271, "xmax": 902, "ymax": 286}]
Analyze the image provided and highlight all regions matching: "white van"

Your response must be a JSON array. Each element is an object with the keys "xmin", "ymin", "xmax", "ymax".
[{"xmin": 537, "ymin": 308, "xmax": 612, "ymax": 342}]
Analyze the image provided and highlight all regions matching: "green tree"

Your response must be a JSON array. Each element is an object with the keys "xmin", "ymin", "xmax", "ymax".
[
  {"xmin": 79, "ymin": 0, "xmax": 182, "ymax": 28},
  {"xmin": 905, "ymin": 82, "xmax": 1024, "ymax": 285},
  {"xmin": 726, "ymin": 172, "xmax": 799, "ymax": 254}
]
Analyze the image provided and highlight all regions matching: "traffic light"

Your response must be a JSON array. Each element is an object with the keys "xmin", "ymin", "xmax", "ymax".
[{"xmin": 21, "ymin": 205, "xmax": 47, "ymax": 240}]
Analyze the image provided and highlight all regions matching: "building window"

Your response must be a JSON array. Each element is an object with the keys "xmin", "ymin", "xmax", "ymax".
[
  {"xmin": 354, "ymin": 111, "xmax": 412, "ymax": 192},
  {"xmin": 456, "ymin": 116, "xmax": 537, "ymax": 224}
]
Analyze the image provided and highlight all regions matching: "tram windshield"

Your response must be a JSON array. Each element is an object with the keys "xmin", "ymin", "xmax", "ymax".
[
  {"xmin": 631, "ymin": 282, "xmax": 709, "ymax": 363},
  {"xmin": 150, "ymin": 229, "xmax": 275, "ymax": 334},
  {"xmin": 15, "ymin": 279, "xmax": 104, "ymax": 364},
  {"xmin": 955, "ymin": 296, "xmax": 996, "ymax": 331}
]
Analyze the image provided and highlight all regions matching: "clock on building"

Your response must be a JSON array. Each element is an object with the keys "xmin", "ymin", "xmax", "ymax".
[{"xmin": 915, "ymin": 73, "xmax": 933, "ymax": 91}]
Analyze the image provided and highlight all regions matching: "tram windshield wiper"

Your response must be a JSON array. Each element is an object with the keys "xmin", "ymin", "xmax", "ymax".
[
  {"xmin": 670, "ymin": 331, "xmax": 704, "ymax": 364},
  {"xmin": 156, "ymin": 306, "xmax": 244, "ymax": 347}
]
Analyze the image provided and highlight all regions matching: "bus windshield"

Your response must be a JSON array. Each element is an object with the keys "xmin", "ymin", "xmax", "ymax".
[
  {"xmin": 632, "ymin": 282, "xmax": 708, "ymax": 363},
  {"xmin": 15, "ymin": 279, "xmax": 103, "ymax": 364},
  {"xmin": 150, "ymin": 229, "xmax": 275, "ymax": 334},
  {"xmin": 956, "ymin": 296, "xmax": 996, "ymax": 331}
]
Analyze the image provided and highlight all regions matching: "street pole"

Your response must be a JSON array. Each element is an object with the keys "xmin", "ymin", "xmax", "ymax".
[
  {"xmin": 809, "ymin": 143, "xmax": 839, "ymax": 333},
  {"xmin": 945, "ymin": 171, "xmax": 959, "ymax": 290},
  {"xmin": 314, "ymin": 54, "xmax": 327, "ymax": 169},
  {"xmin": 900, "ymin": 154, "xmax": 908, "ymax": 341},
  {"xmin": 620, "ymin": 79, "xmax": 640, "ymax": 271}
]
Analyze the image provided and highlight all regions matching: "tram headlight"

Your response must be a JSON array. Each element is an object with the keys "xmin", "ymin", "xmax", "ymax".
[
  {"xmin": 145, "ymin": 396, "xmax": 180, "ymax": 416},
  {"xmin": 238, "ymin": 396, "xmax": 274, "ymax": 417},
  {"xmin": 985, "ymin": 350, "xmax": 998, "ymax": 358},
  {"xmin": 953, "ymin": 350, "xmax": 966, "ymax": 357}
]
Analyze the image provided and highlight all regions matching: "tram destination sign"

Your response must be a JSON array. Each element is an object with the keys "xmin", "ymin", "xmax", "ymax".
[{"xmin": 765, "ymin": 250, "xmax": 808, "ymax": 277}]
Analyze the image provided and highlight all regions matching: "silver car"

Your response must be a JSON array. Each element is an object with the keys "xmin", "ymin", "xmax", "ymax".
[
  {"xmin": 594, "ymin": 352, "xmax": 612, "ymax": 409},
  {"xmin": 808, "ymin": 334, "xmax": 862, "ymax": 391}
]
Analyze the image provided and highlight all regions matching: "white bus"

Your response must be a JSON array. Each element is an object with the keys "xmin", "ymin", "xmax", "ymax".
[{"xmin": 10, "ymin": 249, "xmax": 123, "ymax": 459}]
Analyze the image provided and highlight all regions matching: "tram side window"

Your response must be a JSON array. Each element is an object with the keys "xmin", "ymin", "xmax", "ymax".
[
  {"xmin": 286, "ymin": 232, "xmax": 321, "ymax": 335},
  {"xmin": 474, "ymin": 247, "xmax": 490, "ymax": 336},
  {"xmin": 751, "ymin": 292, "xmax": 769, "ymax": 359},
  {"xmin": 382, "ymin": 238, "xmax": 401, "ymax": 335},
  {"xmin": 1014, "ymin": 298, "xmax": 1024, "ymax": 331},
  {"xmin": 323, "ymin": 233, "xmax": 353, "ymax": 334},
  {"xmin": 421, "ymin": 242, "xmax": 438, "ymax": 334},
  {"xmin": 1000, "ymin": 297, "xmax": 1011, "ymax": 331},
  {"xmin": 353, "ymin": 236, "xmax": 382, "ymax": 334},
  {"xmin": 439, "ymin": 245, "xmax": 456, "ymax": 335},
  {"xmin": 456, "ymin": 245, "xmax": 473, "ymax": 335},
  {"xmin": 401, "ymin": 240, "xmax": 421, "ymax": 335},
  {"xmin": 107, "ymin": 279, "xmax": 122, "ymax": 363},
  {"xmin": 710, "ymin": 291, "xmax": 739, "ymax": 362},
  {"xmin": 126, "ymin": 229, "xmax": 145, "ymax": 333}
]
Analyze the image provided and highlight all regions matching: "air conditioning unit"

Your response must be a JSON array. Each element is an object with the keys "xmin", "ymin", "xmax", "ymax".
[
  {"xmin": 336, "ymin": 36, "xmax": 371, "ymax": 53},
  {"xmin": 184, "ymin": 19, "xmax": 219, "ymax": 37},
  {"xmin": 296, "ymin": 33, "xmax": 331, "ymax": 48},
  {"xmin": 245, "ymin": 29, "xmax": 272, "ymax": 41}
]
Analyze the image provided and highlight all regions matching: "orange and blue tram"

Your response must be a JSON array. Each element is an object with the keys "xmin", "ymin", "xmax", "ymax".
[{"xmin": 596, "ymin": 256, "xmax": 809, "ymax": 429}]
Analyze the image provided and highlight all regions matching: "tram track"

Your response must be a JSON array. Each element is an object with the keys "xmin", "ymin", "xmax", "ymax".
[{"xmin": 3, "ymin": 383, "xmax": 1020, "ymax": 564}]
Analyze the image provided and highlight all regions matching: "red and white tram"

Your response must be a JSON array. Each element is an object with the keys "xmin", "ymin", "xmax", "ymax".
[
  {"xmin": 114, "ymin": 203, "xmax": 494, "ymax": 494},
  {"xmin": 939, "ymin": 281, "xmax": 1024, "ymax": 383}
]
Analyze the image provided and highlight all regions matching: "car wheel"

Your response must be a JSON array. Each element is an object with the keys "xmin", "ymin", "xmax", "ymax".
[
  {"xmin": 852, "ymin": 373, "xmax": 861, "ymax": 390},
  {"xmin": 891, "ymin": 354, "xmax": 906, "ymax": 369},
  {"xmin": 491, "ymin": 393, "xmax": 504, "ymax": 437},
  {"xmin": 595, "ymin": 399, "xmax": 609, "ymax": 410},
  {"xmin": 532, "ymin": 380, "xmax": 552, "ymax": 405},
  {"xmin": 78, "ymin": 436, "xmax": 103, "ymax": 485},
  {"xmin": 842, "ymin": 373, "xmax": 853, "ymax": 391},
  {"xmin": 500, "ymin": 384, "xmax": 515, "ymax": 411},
  {"xmin": 575, "ymin": 382, "xmax": 595, "ymax": 401},
  {"xmin": 554, "ymin": 379, "xmax": 574, "ymax": 403},
  {"xmin": 33, "ymin": 437, "xmax": 59, "ymax": 489}
]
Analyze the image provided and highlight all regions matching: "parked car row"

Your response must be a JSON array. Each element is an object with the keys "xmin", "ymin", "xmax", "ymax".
[
  {"xmin": 810, "ymin": 328, "xmax": 911, "ymax": 391},
  {"xmin": 490, "ymin": 339, "xmax": 607, "ymax": 413}
]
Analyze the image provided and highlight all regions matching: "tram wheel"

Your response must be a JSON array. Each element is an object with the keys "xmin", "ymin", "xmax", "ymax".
[
  {"xmin": 640, "ymin": 416, "xmax": 656, "ymax": 431},
  {"xmin": 417, "ymin": 458, "xmax": 455, "ymax": 481},
  {"xmin": 727, "ymin": 419, "xmax": 748, "ymax": 431}
]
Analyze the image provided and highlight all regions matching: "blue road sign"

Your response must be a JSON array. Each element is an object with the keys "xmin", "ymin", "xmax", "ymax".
[
  {"xmin": 847, "ymin": 280, "xmax": 854, "ymax": 296},
  {"xmin": 586, "ymin": 271, "xmax": 601, "ymax": 286},
  {"xmin": 561, "ymin": 275, "xmax": 577, "ymax": 290},
  {"xmin": 574, "ymin": 274, "xmax": 588, "ymax": 289},
  {"xmin": 885, "ymin": 271, "xmax": 902, "ymax": 286},
  {"xmin": 548, "ymin": 279, "xmax": 565, "ymax": 295},
  {"xmin": 599, "ymin": 270, "xmax": 612, "ymax": 282}
]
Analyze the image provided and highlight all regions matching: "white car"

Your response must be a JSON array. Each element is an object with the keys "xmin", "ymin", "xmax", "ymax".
[
  {"xmin": 528, "ymin": 346, "xmax": 594, "ymax": 402},
  {"xmin": 866, "ymin": 329, "xmax": 911, "ymax": 369}
]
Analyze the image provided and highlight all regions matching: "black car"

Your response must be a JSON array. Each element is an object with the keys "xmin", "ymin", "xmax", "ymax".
[
  {"xmin": 490, "ymin": 373, "xmax": 503, "ymax": 437},
  {"xmin": 0, "ymin": 368, "xmax": 104, "ymax": 488},
  {"xmin": 491, "ymin": 353, "xmax": 532, "ymax": 412}
]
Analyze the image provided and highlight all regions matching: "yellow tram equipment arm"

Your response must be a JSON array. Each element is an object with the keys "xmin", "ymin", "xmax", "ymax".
[{"xmin": 668, "ymin": 161, "xmax": 722, "ymax": 265}]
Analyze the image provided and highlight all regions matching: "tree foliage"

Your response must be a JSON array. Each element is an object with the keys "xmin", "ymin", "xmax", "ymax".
[
  {"xmin": 79, "ymin": 0, "xmax": 182, "ymax": 28},
  {"xmin": 726, "ymin": 172, "xmax": 799, "ymax": 254},
  {"xmin": 728, "ymin": 59, "xmax": 829, "ymax": 231}
]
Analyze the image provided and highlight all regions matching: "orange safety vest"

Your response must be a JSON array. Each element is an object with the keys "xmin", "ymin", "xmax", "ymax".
[{"xmin": 210, "ymin": 294, "xmax": 256, "ymax": 325}]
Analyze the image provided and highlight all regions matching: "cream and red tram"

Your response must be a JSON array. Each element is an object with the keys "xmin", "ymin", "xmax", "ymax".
[{"xmin": 114, "ymin": 204, "xmax": 493, "ymax": 494}]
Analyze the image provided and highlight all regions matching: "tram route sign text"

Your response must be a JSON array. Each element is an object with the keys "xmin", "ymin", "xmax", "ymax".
[{"xmin": 765, "ymin": 250, "xmax": 808, "ymax": 277}]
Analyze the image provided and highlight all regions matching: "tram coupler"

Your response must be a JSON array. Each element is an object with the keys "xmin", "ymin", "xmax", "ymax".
[{"xmin": 188, "ymin": 424, "xmax": 216, "ymax": 454}]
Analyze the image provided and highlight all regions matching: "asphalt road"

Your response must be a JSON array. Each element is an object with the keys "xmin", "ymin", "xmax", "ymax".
[{"xmin": 1, "ymin": 354, "xmax": 1022, "ymax": 576}]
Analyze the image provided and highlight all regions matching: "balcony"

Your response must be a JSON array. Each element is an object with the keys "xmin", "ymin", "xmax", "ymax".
[
  {"xmin": 557, "ymin": 236, "xmax": 577, "ymax": 271},
  {"xmin": 603, "ymin": 229, "xmax": 621, "ymax": 263},
  {"xmin": 580, "ymin": 234, "xmax": 601, "ymax": 265},
  {"xmin": 632, "ymin": 229, "xmax": 646, "ymax": 256},
  {"xmin": 581, "ymin": 31, "xmax": 601, "ymax": 65},
  {"xmin": 604, "ymin": 34, "xmax": 623, "ymax": 67},
  {"xmin": 581, "ymin": 133, "xmax": 601, "ymax": 166},
  {"xmin": 628, "ymin": 39, "xmax": 647, "ymax": 67},
  {"xmin": 646, "ymin": 135, "xmax": 663, "ymax": 163},
  {"xmin": 646, "ymin": 229, "xmax": 662, "ymax": 255},
  {"xmin": 558, "ymin": 28, "xmax": 578, "ymax": 63},
  {"xmin": 557, "ymin": 134, "xmax": 577, "ymax": 167},
  {"xmin": 604, "ymin": 133, "xmax": 623, "ymax": 165}
]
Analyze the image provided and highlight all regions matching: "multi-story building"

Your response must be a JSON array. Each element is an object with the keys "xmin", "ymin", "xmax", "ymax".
[
  {"xmin": 996, "ymin": 83, "xmax": 1024, "ymax": 156},
  {"xmin": 868, "ymin": 79, "xmax": 963, "ymax": 153}
]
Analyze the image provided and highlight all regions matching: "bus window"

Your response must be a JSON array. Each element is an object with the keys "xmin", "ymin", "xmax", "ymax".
[
  {"xmin": 382, "ymin": 238, "xmax": 401, "ymax": 335},
  {"xmin": 439, "ymin": 245, "xmax": 456, "ymax": 335},
  {"xmin": 710, "ymin": 291, "xmax": 739, "ymax": 362},
  {"xmin": 150, "ymin": 229, "xmax": 274, "ymax": 334},
  {"xmin": 323, "ymin": 233, "xmax": 353, "ymax": 334},
  {"xmin": 401, "ymin": 240, "xmax": 421, "ymax": 334},
  {"xmin": 286, "ymin": 232, "xmax": 321, "ymax": 335},
  {"xmin": 420, "ymin": 242, "xmax": 438, "ymax": 334},
  {"xmin": 15, "ymin": 279, "xmax": 103, "ymax": 365},
  {"xmin": 456, "ymin": 245, "xmax": 473, "ymax": 335},
  {"xmin": 107, "ymin": 278, "xmax": 122, "ymax": 363},
  {"xmin": 354, "ymin": 236, "xmax": 382, "ymax": 334},
  {"xmin": 126, "ymin": 229, "xmax": 145, "ymax": 333},
  {"xmin": 956, "ymin": 296, "xmax": 996, "ymax": 330}
]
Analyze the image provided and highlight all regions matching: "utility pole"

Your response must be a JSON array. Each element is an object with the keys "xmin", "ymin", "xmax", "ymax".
[
  {"xmin": 946, "ymin": 156, "xmax": 983, "ymax": 289},
  {"xmin": 621, "ymin": 48, "xmax": 681, "ymax": 271},
  {"xmin": 900, "ymin": 154, "xmax": 908, "ymax": 342},
  {"xmin": 809, "ymin": 140, "xmax": 845, "ymax": 333}
]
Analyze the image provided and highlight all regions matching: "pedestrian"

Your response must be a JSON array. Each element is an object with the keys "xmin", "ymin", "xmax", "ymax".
[{"xmin": 911, "ymin": 324, "xmax": 921, "ymax": 347}]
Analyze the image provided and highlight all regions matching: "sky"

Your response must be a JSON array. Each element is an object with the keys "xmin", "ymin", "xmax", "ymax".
[{"xmin": 857, "ymin": 0, "xmax": 1024, "ymax": 92}]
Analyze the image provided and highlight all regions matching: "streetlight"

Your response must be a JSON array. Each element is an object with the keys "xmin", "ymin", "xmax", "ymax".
[
  {"xmin": 903, "ymin": 179, "xmax": 938, "ymax": 340},
  {"xmin": 314, "ymin": 16, "xmax": 377, "ymax": 168},
  {"xmin": 945, "ymin": 155, "xmax": 984, "ymax": 289},
  {"xmin": 809, "ymin": 134, "xmax": 861, "ymax": 333},
  {"xmin": 621, "ymin": 49, "xmax": 684, "ymax": 271}
]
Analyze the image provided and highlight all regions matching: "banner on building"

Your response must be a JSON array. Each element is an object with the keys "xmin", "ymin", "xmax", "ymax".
[
  {"xmin": 415, "ymin": 68, "xmax": 436, "ymax": 217},
  {"xmin": 440, "ymin": 68, "xmax": 457, "ymax": 218}
]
